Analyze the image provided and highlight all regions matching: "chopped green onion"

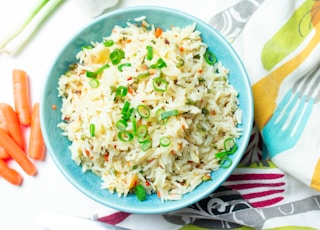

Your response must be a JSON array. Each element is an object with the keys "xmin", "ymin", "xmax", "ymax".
[
  {"xmin": 160, "ymin": 110, "xmax": 179, "ymax": 120},
  {"xmin": 138, "ymin": 134, "xmax": 150, "ymax": 144},
  {"xmin": 118, "ymin": 63, "xmax": 131, "ymax": 72},
  {"xmin": 194, "ymin": 54, "xmax": 200, "ymax": 59},
  {"xmin": 68, "ymin": 63, "xmax": 78, "ymax": 71},
  {"xmin": 103, "ymin": 39, "xmax": 114, "ymax": 47},
  {"xmin": 137, "ymin": 72, "xmax": 150, "ymax": 79},
  {"xmin": 89, "ymin": 123, "xmax": 95, "ymax": 137},
  {"xmin": 149, "ymin": 58, "xmax": 167, "ymax": 69},
  {"xmin": 141, "ymin": 140, "xmax": 152, "ymax": 151},
  {"xmin": 131, "ymin": 113, "xmax": 137, "ymax": 136},
  {"xmin": 121, "ymin": 101, "xmax": 134, "ymax": 121},
  {"xmin": 116, "ymin": 119, "xmax": 128, "ymax": 130},
  {"xmin": 96, "ymin": 63, "xmax": 110, "ymax": 74},
  {"xmin": 121, "ymin": 105, "xmax": 133, "ymax": 121},
  {"xmin": 121, "ymin": 101, "xmax": 131, "ymax": 114},
  {"xmin": 176, "ymin": 56, "xmax": 184, "ymax": 67},
  {"xmin": 146, "ymin": 45, "xmax": 153, "ymax": 60},
  {"xmin": 204, "ymin": 50, "xmax": 217, "ymax": 65},
  {"xmin": 135, "ymin": 184, "xmax": 147, "ymax": 201},
  {"xmin": 110, "ymin": 167, "xmax": 118, "ymax": 176},
  {"xmin": 224, "ymin": 138, "xmax": 237, "ymax": 154},
  {"xmin": 137, "ymin": 105, "xmax": 150, "ymax": 119},
  {"xmin": 86, "ymin": 63, "xmax": 110, "ymax": 78},
  {"xmin": 110, "ymin": 49, "xmax": 125, "ymax": 65},
  {"xmin": 220, "ymin": 156, "xmax": 233, "ymax": 169},
  {"xmin": 153, "ymin": 77, "xmax": 168, "ymax": 92},
  {"xmin": 86, "ymin": 71, "xmax": 97, "ymax": 78},
  {"xmin": 89, "ymin": 78, "xmax": 100, "ymax": 88},
  {"xmin": 118, "ymin": 131, "xmax": 134, "ymax": 142},
  {"xmin": 202, "ymin": 108, "xmax": 209, "ymax": 115},
  {"xmin": 82, "ymin": 45, "xmax": 92, "ymax": 50},
  {"xmin": 215, "ymin": 151, "xmax": 228, "ymax": 159},
  {"xmin": 215, "ymin": 137, "xmax": 238, "ymax": 169},
  {"xmin": 137, "ymin": 125, "xmax": 148, "ymax": 137},
  {"xmin": 156, "ymin": 109, "xmax": 168, "ymax": 125},
  {"xmin": 196, "ymin": 123, "xmax": 207, "ymax": 132},
  {"xmin": 160, "ymin": 136, "xmax": 171, "ymax": 147},
  {"xmin": 229, "ymin": 143, "xmax": 238, "ymax": 154},
  {"xmin": 186, "ymin": 99, "xmax": 196, "ymax": 105},
  {"xmin": 202, "ymin": 175, "xmax": 211, "ymax": 181},
  {"xmin": 156, "ymin": 58, "xmax": 167, "ymax": 69},
  {"xmin": 116, "ymin": 86, "xmax": 128, "ymax": 98},
  {"xmin": 110, "ymin": 85, "xmax": 117, "ymax": 93}
]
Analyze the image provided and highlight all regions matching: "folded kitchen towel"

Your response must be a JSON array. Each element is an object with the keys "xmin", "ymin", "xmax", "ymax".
[
  {"xmin": 229, "ymin": 0, "xmax": 320, "ymax": 192},
  {"xmin": 97, "ymin": 0, "xmax": 320, "ymax": 228}
]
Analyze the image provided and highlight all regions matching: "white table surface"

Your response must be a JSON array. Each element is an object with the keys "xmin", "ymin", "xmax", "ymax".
[{"xmin": 0, "ymin": 1, "xmax": 235, "ymax": 229}]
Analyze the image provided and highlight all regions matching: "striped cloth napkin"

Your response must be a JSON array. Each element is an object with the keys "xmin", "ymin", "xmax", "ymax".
[{"xmin": 98, "ymin": 0, "xmax": 320, "ymax": 229}]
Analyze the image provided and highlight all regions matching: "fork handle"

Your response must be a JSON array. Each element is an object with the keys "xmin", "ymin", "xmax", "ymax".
[{"xmin": 253, "ymin": 23, "xmax": 320, "ymax": 130}]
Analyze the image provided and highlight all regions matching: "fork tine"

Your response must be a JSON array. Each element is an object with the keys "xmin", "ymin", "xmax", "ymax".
[
  {"xmin": 285, "ymin": 95, "xmax": 306, "ymax": 136},
  {"xmin": 290, "ymin": 97, "xmax": 314, "ymax": 138},
  {"xmin": 274, "ymin": 89, "xmax": 297, "ymax": 126},
  {"xmin": 310, "ymin": 67, "xmax": 320, "ymax": 103},
  {"xmin": 293, "ymin": 63, "xmax": 320, "ymax": 100}
]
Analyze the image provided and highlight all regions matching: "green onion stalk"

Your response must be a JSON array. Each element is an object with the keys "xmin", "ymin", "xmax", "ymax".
[{"xmin": 0, "ymin": 0, "xmax": 64, "ymax": 55}]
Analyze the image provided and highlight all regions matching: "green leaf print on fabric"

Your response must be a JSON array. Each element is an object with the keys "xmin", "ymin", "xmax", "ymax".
[
  {"xmin": 267, "ymin": 227, "xmax": 317, "ymax": 230},
  {"xmin": 261, "ymin": 0, "xmax": 314, "ymax": 71}
]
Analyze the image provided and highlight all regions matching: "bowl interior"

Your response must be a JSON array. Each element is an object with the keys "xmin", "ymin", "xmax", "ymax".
[{"xmin": 40, "ymin": 6, "xmax": 253, "ymax": 214}]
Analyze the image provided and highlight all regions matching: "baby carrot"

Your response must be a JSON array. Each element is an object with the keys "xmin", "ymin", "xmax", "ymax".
[
  {"xmin": 12, "ymin": 69, "xmax": 32, "ymax": 126},
  {"xmin": 28, "ymin": 103, "xmax": 45, "ymax": 160},
  {"xmin": 0, "ymin": 158, "xmax": 23, "ymax": 186},
  {"xmin": 0, "ymin": 109, "xmax": 10, "ymax": 159},
  {"xmin": 0, "ymin": 103, "xmax": 25, "ymax": 150},
  {"xmin": 0, "ymin": 147, "xmax": 11, "ymax": 160},
  {"xmin": 0, "ymin": 128, "xmax": 37, "ymax": 176},
  {"xmin": 0, "ymin": 109, "xmax": 12, "ymax": 160},
  {"xmin": 0, "ymin": 106, "xmax": 8, "ymax": 132}
]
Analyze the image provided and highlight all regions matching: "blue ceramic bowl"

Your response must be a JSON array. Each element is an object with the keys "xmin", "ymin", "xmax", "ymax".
[{"xmin": 40, "ymin": 6, "xmax": 253, "ymax": 214}]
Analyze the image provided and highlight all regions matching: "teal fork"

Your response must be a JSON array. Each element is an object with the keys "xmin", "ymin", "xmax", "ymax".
[{"xmin": 262, "ymin": 65, "xmax": 320, "ymax": 158}]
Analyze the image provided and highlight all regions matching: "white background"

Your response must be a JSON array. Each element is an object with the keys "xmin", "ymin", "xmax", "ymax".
[{"xmin": 0, "ymin": 0, "xmax": 236, "ymax": 229}]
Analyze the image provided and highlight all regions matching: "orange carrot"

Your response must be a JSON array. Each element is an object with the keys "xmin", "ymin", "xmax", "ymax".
[
  {"xmin": 0, "ymin": 128, "xmax": 37, "ymax": 176},
  {"xmin": 0, "ymin": 103, "xmax": 25, "ymax": 150},
  {"xmin": 155, "ymin": 27, "xmax": 163, "ymax": 38},
  {"xmin": 0, "ymin": 158, "xmax": 23, "ymax": 185},
  {"xmin": 12, "ymin": 69, "xmax": 32, "ymax": 126},
  {"xmin": 0, "ymin": 108, "xmax": 12, "ymax": 160},
  {"xmin": 0, "ymin": 106, "xmax": 8, "ymax": 132},
  {"xmin": 0, "ymin": 147, "xmax": 10, "ymax": 160},
  {"xmin": 28, "ymin": 103, "xmax": 45, "ymax": 161}
]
